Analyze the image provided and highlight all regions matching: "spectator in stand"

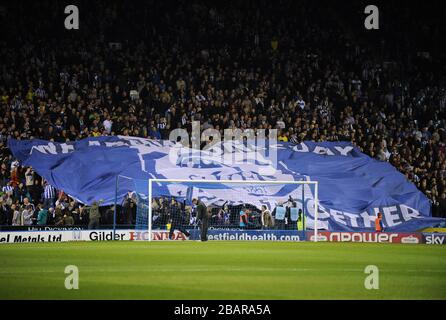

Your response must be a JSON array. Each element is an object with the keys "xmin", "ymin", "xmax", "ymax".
[
  {"xmin": 239, "ymin": 207, "xmax": 248, "ymax": 228},
  {"xmin": 29, "ymin": 180, "xmax": 43, "ymax": 206},
  {"xmin": 47, "ymin": 207, "xmax": 56, "ymax": 225},
  {"xmin": 2, "ymin": 182, "xmax": 13, "ymax": 195},
  {"xmin": 261, "ymin": 205, "xmax": 274, "ymax": 229},
  {"xmin": 122, "ymin": 193, "xmax": 135, "ymax": 226},
  {"xmin": 102, "ymin": 206, "xmax": 115, "ymax": 226},
  {"xmin": 437, "ymin": 193, "xmax": 446, "ymax": 218},
  {"xmin": 36, "ymin": 204, "xmax": 48, "ymax": 226},
  {"xmin": 43, "ymin": 182, "xmax": 56, "ymax": 209},
  {"xmin": 0, "ymin": 200, "xmax": 9, "ymax": 225},
  {"xmin": 74, "ymin": 207, "xmax": 88, "ymax": 226},
  {"xmin": 22, "ymin": 205, "xmax": 34, "ymax": 226},
  {"xmin": 11, "ymin": 204, "xmax": 21, "ymax": 226},
  {"xmin": 13, "ymin": 183, "xmax": 29, "ymax": 203},
  {"xmin": 53, "ymin": 207, "xmax": 64, "ymax": 226},
  {"xmin": 63, "ymin": 212, "xmax": 75, "ymax": 226},
  {"xmin": 216, "ymin": 202, "xmax": 230, "ymax": 225},
  {"xmin": 23, "ymin": 197, "xmax": 35, "ymax": 212},
  {"xmin": 25, "ymin": 168, "xmax": 35, "ymax": 198},
  {"xmin": 86, "ymin": 200, "xmax": 104, "ymax": 229}
]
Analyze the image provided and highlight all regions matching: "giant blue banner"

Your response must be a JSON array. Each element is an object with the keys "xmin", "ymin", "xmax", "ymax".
[{"xmin": 8, "ymin": 136, "xmax": 444, "ymax": 231}]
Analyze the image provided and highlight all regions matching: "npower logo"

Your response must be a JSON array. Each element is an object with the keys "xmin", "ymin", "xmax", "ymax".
[
  {"xmin": 330, "ymin": 232, "xmax": 398, "ymax": 243},
  {"xmin": 308, "ymin": 232, "xmax": 422, "ymax": 244}
]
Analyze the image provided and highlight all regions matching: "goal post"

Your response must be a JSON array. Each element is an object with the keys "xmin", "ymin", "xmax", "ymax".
[{"xmin": 146, "ymin": 179, "xmax": 320, "ymax": 242}]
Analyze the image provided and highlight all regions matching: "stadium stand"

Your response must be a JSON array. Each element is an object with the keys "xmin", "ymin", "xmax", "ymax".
[{"xmin": 0, "ymin": 0, "xmax": 445, "ymax": 229}]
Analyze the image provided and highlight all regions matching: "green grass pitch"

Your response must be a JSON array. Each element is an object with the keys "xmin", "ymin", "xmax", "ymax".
[{"xmin": 0, "ymin": 241, "xmax": 445, "ymax": 299}]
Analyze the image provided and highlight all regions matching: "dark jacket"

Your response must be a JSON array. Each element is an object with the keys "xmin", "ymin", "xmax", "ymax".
[
  {"xmin": 122, "ymin": 198, "xmax": 134, "ymax": 225},
  {"xmin": 169, "ymin": 203, "xmax": 185, "ymax": 224},
  {"xmin": 196, "ymin": 200, "xmax": 208, "ymax": 221},
  {"xmin": 37, "ymin": 208, "xmax": 48, "ymax": 225},
  {"xmin": 0, "ymin": 205, "xmax": 7, "ymax": 225}
]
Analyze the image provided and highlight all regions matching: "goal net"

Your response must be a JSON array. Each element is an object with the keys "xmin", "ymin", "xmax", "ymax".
[{"xmin": 115, "ymin": 176, "xmax": 319, "ymax": 241}]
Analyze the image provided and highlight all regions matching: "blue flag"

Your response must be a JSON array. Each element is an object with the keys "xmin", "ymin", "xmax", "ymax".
[{"xmin": 8, "ymin": 136, "xmax": 444, "ymax": 231}]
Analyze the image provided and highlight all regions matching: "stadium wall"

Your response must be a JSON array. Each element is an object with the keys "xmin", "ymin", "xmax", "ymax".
[{"xmin": 0, "ymin": 230, "xmax": 444, "ymax": 244}]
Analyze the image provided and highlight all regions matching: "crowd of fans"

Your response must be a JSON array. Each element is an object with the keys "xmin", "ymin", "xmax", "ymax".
[
  {"xmin": 0, "ymin": 0, "xmax": 445, "ymax": 227},
  {"xmin": 151, "ymin": 197, "xmax": 299, "ymax": 231}
]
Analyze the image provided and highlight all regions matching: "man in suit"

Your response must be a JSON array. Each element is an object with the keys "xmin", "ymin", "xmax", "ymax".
[{"xmin": 192, "ymin": 198, "xmax": 208, "ymax": 241}]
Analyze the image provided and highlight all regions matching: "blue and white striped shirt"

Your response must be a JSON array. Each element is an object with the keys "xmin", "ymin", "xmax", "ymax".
[
  {"xmin": 44, "ymin": 184, "xmax": 56, "ymax": 199},
  {"xmin": 2, "ymin": 185, "xmax": 13, "ymax": 193}
]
